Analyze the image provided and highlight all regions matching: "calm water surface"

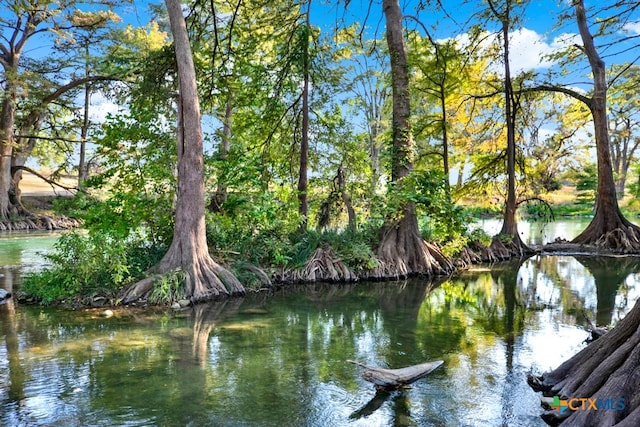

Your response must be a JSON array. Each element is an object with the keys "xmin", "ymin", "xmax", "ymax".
[{"xmin": 1, "ymin": 222, "xmax": 640, "ymax": 426}]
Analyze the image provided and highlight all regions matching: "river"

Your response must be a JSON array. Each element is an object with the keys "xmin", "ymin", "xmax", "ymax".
[{"xmin": 1, "ymin": 220, "xmax": 639, "ymax": 426}]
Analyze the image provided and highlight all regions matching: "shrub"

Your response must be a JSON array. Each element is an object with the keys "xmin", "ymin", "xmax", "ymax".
[
  {"xmin": 147, "ymin": 269, "xmax": 187, "ymax": 305},
  {"xmin": 21, "ymin": 231, "xmax": 165, "ymax": 305}
]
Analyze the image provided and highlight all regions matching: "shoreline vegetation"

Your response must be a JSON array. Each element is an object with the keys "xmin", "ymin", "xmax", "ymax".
[{"xmin": 9, "ymin": 183, "xmax": 640, "ymax": 310}]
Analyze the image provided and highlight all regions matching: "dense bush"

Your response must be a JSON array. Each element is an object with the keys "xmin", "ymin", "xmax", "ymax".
[
  {"xmin": 206, "ymin": 195, "xmax": 380, "ymax": 273},
  {"xmin": 22, "ymin": 231, "xmax": 166, "ymax": 305}
]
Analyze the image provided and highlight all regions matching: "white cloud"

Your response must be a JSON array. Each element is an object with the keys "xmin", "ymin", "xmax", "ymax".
[
  {"xmin": 453, "ymin": 28, "xmax": 580, "ymax": 76},
  {"xmin": 89, "ymin": 91, "xmax": 124, "ymax": 123},
  {"xmin": 623, "ymin": 21, "xmax": 640, "ymax": 34},
  {"xmin": 550, "ymin": 32, "xmax": 581, "ymax": 49},
  {"xmin": 508, "ymin": 28, "xmax": 556, "ymax": 73}
]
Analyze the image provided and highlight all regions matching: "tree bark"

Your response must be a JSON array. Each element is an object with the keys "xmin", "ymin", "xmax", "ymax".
[
  {"xmin": 297, "ymin": 5, "xmax": 311, "ymax": 231},
  {"xmin": 570, "ymin": 0, "xmax": 640, "ymax": 250},
  {"xmin": 0, "ymin": 85, "xmax": 16, "ymax": 219},
  {"xmin": 384, "ymin": 0, "xmax": 411, "ymax": 184},
  {"xmin": 123, "ymin": 0, "xmax": 244, "ymax": 304},
  {"xmin": 528, "ymin": 298, "xmax": 640, "ymax": 426}
]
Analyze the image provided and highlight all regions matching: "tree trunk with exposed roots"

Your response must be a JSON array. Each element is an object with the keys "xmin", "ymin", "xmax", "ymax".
[
  {"xmin": 122, "ymin": 0, "xmax": 244, "ymax": 304},
  {"xmin": 569, "ymin": 0, "xmax": 640, "ymax": 251},
  {"xmin": 376, "ymin": 0, "xmax": 453, "ymax": 279},
  {"xmin": 528, "ymin": 298, "xmax": 640, "ymax": 426},
  {"xmin": 487, "ymin": 0, "xmax": 532, "ymax": 258}
]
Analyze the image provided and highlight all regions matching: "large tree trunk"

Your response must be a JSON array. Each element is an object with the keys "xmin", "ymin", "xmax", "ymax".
[
  {"xmin": 570, "ymin": 0, "xmax": 640, "ymax": 251},
  {"xmin": 528, "ymin": 297, "xmax": 640, "ymax": 426},
  {"xmin": 0, "ymin": 86, "xmax": 17, "ymax": 219},
  {"xmin": 375, "ymin": 0, "xmax": 453, "ymax": 279},
  {"xmin": 123, "ymin": 0, "xmax": 244, "ymax": 304}
]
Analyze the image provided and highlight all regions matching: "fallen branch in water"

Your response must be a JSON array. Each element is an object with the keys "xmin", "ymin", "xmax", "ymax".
[{"xmin": 348, "ymin": 359, "xmax": 444, "ymax": 390}]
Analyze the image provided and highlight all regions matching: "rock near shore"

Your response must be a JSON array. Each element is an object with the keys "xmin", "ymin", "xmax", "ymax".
[{"xmin": 0, "ymin": 288, "xmax": 12, "ymax": 302}]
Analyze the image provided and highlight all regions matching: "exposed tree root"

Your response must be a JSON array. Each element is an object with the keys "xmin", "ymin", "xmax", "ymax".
[
  {"xmin": 572, "ymin": 205, "xmax": 640, "ymax": 253},
  {"xmin": 234, "ymin": 262, "xmax": 272, "ymax": 288},
  {"xmin": 489, "ymin": 232, "xmax": 533, "ymax": 260},
  {"xmin": 528, "ymin": 298, "xmax": 640, "ymax": 426},
  {"xmin": 591, "ymin": 227, "xmax": 640, "ymax": 253},
  {"xmin": 453, "ymin": 240, "xmax": 510, "ymax": 267},
  {"xmin": 370, "ymin": 215, "xmax": 454, "ymax": 279},
  {"xmin": 0, "ymin": 215, "xmax": 81, "ymax": 231},
  {"xmin": 121, "ymin": 250, "xmax": 245, "ymax": 305},
  {"xmin": 292, "ymin": 246, "xmax": 357, "ymax": 282},
  {"xmin": 119, "ymin": 275, "xmax": 160, "ymax": 304},
  {"xmin": 542, "ymin": 228, "xmax": 640, "ymax": 256}
]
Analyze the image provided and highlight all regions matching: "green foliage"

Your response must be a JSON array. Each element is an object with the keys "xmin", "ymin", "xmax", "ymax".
[
  {"xmin": 568, "ymin": 163, "xmax": 597, "ymax": 206},
  {"xmin": 206, "ymin": 191, "xmax": 302, "ymax": 267},
  {"xmin": 551, "ymin": 202, "xmax": 593, "ymax": 217},
  {"xmin": 385, "ymin": 169, "xmax": 468, "ymax": 243},
  {"xmin": 496, "ymin": 233, "xmax": 514, "ymax": 244},
  {"xmin": 462, "ymin": 205, "xmax": 503, "ymax": 218},
  {"xmin": 85, "ymin": 106, "xmax": 176, "ymax": 245},
  {"xmin": 439, "ymin": 234, "xmax": 470, "ymax": 258},
  {"xmin": 207, "ymin": 194, "xmax": 380, "ymax": 272},
  {"xmin": 147, "ymin": 269, "xmax": 187, "ymax": 305},
  {"xmin": 628, "ymin": 163, "xmax": 640, "ymax": 199},
  {"xmin": 52, "ymin": 192, "xmax": 98, "ymax": 217},
  {"xmin": 468, "ymin": 228, "xmax": 492, "ymax": 246},
  {"xmin": 522, "ymin": 199, "xmax": 555, "ymax": 222},
  {"xmin": 289, "ymin": 227, "xmax": 379, "ymax": 272},
  {"xmin": 22, "ymin": 231, "xmax": 166, "ymax": 305}
]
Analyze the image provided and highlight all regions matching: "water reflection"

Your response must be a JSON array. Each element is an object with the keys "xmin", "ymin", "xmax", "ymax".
[
  {"xmin": 0, "ymin": 231, "xmax": 59, "ymax": 270},
  {"xmin": 473, "ymin": 218, "xmax": 593, "ymax": 245},
  {"xmin": 1, "ymin": 255, "xmax": 640, "ymax": 426}
]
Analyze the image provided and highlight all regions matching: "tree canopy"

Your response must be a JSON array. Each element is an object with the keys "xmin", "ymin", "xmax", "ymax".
[{"xmin": 9, "ymin": 0, "xmax": 640, "ymax": 295}]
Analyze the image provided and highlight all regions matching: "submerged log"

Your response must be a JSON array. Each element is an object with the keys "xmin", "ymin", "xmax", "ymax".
[{"xmin": 348, "ymin": 359, "xmax": 444, "ymax": 390}]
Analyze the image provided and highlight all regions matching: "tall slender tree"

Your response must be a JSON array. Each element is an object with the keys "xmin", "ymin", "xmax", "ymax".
[
  {"xmin": 485, "ymin": 0, "xmax": 532, "ymax": 257},
  {"xmin": 297, "ymin": 1, "xmax": 311, "ymax": 230},
  {"xmin": 122, "ymin": 0, "xmax": 244, "ymax": 304}
]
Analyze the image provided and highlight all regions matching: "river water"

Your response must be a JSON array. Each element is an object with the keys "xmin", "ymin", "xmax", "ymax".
[{"xmin": 1, "ymin": 220, "xmax": 639, "ymax": 426}]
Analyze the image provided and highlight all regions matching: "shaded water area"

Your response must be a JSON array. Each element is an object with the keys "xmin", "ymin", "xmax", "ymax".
[{"xmin": 1, "ymin": 222, "xmax": 640, "ymax": 426}]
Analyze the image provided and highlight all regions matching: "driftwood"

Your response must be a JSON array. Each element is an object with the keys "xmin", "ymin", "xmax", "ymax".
[{"xmin": 348, "ymin": 359, "xmax": 444, "ymax": 390}]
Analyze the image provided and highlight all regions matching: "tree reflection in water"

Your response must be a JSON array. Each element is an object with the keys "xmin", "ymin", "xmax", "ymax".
[
  {"xmin": 2, "ymin": 254, "xmax": 640, "ymax": 426},
  {"xmin": 573, "ymin": 256, "xmax": 640, "ymax": 326}
]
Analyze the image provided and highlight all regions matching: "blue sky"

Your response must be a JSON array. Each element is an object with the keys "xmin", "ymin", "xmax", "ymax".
[
  {"xmin": 72, "ymin": 0, "xmax": 640, "ymax": 81},
  {"xmin": 4, "ymin": 0, "xmax": 637, "ymax": 125},
  {"xmin": 76, "ymin": 0, "xmax": 639, "ymax": 132}
]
